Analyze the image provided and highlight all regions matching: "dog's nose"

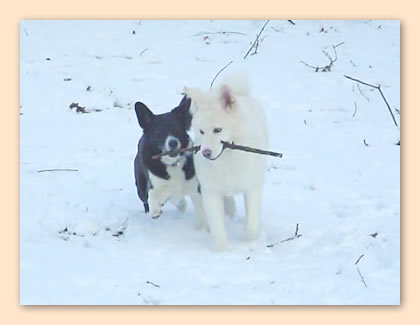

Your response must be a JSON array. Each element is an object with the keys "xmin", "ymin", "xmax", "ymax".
[
  {"xmin": 202, "ymin": 148, "xmax": 212, "ymax": 159},
  {"xmin": 168, "ymin": 139, "xmax": 179, "ymax": 150}
]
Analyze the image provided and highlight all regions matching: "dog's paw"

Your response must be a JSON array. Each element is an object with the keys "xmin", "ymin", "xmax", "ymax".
[
  {"xmin": 212, "ymin": 237, "xmax": 228, "ymax": 252},
  {"xmin": 195, "ymin": 220, "xmax": 209, "ymax": 232},
  {"xmin": 245, "ymin": 224, "xmax": 260, "ymax": 240},
  {"xmin": 150, "ymin": 208, "xmax": 162, "ymax": 219},
  {"xmin": 176, "ymin": 198, "xmax": 187, "ymax": 213}
]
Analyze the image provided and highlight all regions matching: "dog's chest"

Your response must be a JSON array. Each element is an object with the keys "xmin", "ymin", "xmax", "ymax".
[{"xmin": 148, "ymin": 162, "xmax": 194, "ymax": 198}]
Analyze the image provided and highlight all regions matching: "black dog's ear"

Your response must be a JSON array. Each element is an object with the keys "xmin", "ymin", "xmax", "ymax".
[
  {"xmin": 135, "ymin": 102, "xmax": 154, "ymax": 129},
  {"xmin": 172, "ymin": 95, "xmax": 192, "ymax": 130}
]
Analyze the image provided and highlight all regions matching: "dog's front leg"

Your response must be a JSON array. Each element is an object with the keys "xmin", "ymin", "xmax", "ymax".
[
  {"xmin": 202, "ymin": 191, "xmax": 227, "ymax": 251},
  {"xmin": 148, "ymin": 187, "xmax": 169, "ymax": 219},
  {"xmin": 189, "ymin": 191, "xmax": 208, "ymax": 231},
  {"xmin": 244, "ymin": 188, "xmax": 262, "ymax": 239}
]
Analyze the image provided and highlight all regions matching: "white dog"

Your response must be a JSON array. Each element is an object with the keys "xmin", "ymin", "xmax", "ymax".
[{"xmin": 184, "ymin": 74, "xmax": 268, "ymax": 250}]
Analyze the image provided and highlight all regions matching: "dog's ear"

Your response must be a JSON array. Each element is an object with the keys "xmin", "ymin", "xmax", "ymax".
[
  {"xmin": 172, "ymin": 95, "xmax": 192, "ymax": 130},
  {"xmin": 134, "ymin": 102, "xmax": 154, "ymax": 130},
  {"xmin": 219, "ymin": 85, "xmax": 235, "ymax": 111},
  {"xmin": 183, "ymin": 87, "xmax": 205, "ymax": 115}
]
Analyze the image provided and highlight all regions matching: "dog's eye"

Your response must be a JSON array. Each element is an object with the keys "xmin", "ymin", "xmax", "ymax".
[
  {"xmin": 199, "ymin": 130, "xmax": 205, "ymax": 135},
  {"xmin": 213, "ymin": 128, "xmax": 222, "ymax": 134}
]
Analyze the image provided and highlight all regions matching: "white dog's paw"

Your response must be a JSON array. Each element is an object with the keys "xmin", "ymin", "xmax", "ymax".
[
  {"xmin": 150, "ymin": 203, "xmax": 163, "ymax": 219},
  {"xmin": 151, "ymin": 209, "xmax": 162, "ymax": 219},
  {"xmin": 176, "ymin": 198, "xmax": 187, "ymax": 213},
  {"xmin": 195, "ymin": 219, "xmax": 209, "ymax": 232},
  {"xmin": 212, "ymin": 236, "xmax": 228, "ymax": 251},
  {"xmin": 245, "ymin": 224, "xmax": 260, "ymax": 240}
]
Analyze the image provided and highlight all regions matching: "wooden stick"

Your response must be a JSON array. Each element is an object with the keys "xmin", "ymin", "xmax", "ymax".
[
  {"xmin": 152, "ymin": 142, "xmax": 283, "ymax": 160},
  {"xmin": 210, "ymin": 60, "xmax": 234, "ymax": 89},
  {"xmin": 37, "ymin": 168, "xmax": 78, "ymax": 173},
  {"xmin": 222, "ymin": 141, "xmax": 283, "ymax": 158},
  {"xmin": 244, "ymin": 20, "xmax": 270, "ymax": 59},
  {"xmin": 344, "ymin": 75, "xmax": 399, "ymax": 127},
  {"xmin": 151, "ymin": 146, "xmax": 201, "ymax": 159}
]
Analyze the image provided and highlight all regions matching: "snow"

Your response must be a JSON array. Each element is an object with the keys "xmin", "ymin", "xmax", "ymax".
[{"xmin": 20, "ymin": 20, "xmax": 400, "ymax": 305}]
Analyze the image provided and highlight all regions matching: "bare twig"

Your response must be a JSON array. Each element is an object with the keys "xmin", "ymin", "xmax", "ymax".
[
  {"xmin": 354, "ymin": 253, "xmax": 368, "ymax": 288},
  {"xmin": 266, "ymin": 223, "xmax": 302, "ymax": 248},
  {"xmin": 301, "ymin": 42, "xmax": 344, "ymax": 72},
  {"xmin": 357, "ymin": 83, "xmax": 370, "ymax": 102},
  {"xmin": 352, "ymin": 101, "xmax": 358, "ymax": 118},
  {"xmin": 210, "ymin": 60, "xmax": 234, "ymax": 89},
  {"xmin": 287, "ymin": 20, "xmax": 296, "ymax": 25},
  {"xmin": 193, "ymin": 31, "xmax": 246, "ymax": 37},
  {"xmin": 139, "ymin": 48, "xmax": 148, "ymax": 56},
  {"xmin": 37, "ymin": 168, "xmax": 78, "ymax": 173},
  {"xmin": 344, "ymin": 75, "xmax": 399, "ymax": 127},
  {"xmin": 357, "ymin": 267, "xmax": 368, "ymax": 288},
  {"xmin": 363, "ymin": 139, "xmax": 369, "ymax": 147},
  {"xmin": 244, "ymin": 20, "xmax": 270, "ymax": 59},
  {"xmin": 146, "ymin": 280, "xmax": 161, "ymax": 288},
  {"xmin": 355, "ymin": 254, "xmax": 365, "ymax": 265}
]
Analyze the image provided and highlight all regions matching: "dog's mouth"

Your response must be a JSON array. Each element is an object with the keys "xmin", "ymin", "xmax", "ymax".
[{"xmin": 168, "ymin": 151, "xmax": 179, "ymax": 158}]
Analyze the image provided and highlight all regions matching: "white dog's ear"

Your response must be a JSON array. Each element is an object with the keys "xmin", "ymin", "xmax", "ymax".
[
  {"xmin": 219, "ymin": 85, "xmax": 235, "ymax": 111},
  {"xmin": 183, "ymin": 87, "xmax": 204, "ymax": 114}
]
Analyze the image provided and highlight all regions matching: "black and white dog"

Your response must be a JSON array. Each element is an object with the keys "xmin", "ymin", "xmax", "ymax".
[{"xmin": 134, "ymin": 96, "xmax": 207, "ymax": 229}]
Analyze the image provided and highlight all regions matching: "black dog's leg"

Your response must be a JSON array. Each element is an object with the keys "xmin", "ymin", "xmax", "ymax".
[
  {"xmin": 134, "ymin": 155, "xmax": 150, "ymax": 214},
  {"xmin": 136, "ymin": 172, "xmax": 150, "ymax": 213}
]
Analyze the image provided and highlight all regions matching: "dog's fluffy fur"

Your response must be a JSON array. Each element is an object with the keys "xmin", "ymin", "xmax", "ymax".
[
  {"xmin": 185, "ymin": 74, "xmax": 268, "ymax": 250},
  {"xmin": 133, "ymin": 96, "xmax": 206, "ymax": 229}
]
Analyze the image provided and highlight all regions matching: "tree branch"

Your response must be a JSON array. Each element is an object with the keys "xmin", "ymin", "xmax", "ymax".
[
  {"xmin": 222, "ymin": 141, "xmax": 283, "ymax": 158},
  {"xmin": 210, "ymin": 60, "xmax": 234, "ymax": 89},
  {"xmin": 344, "ymin": 75, "xmax": 399, "ymax": 127},
  {"xmin": 37, "ymin": 168, "xmax": 78, "ymax": 173},
  {"xmin": 151, "ymin": 141, "xmax": 283, "ymax": 160},
  {"xmin": 151, "ymin": 145, "xmax": 201, "ymax": 160},
  {"xmin": 266, "ymin": 224, "xmax": 302, "ymax": 248},
  {"xmin": 244, "ymin": 20, "xmax": 270, "ymax": 59},
  {"xmin": 193, "ymin": 31, "xmax": 247, "ymax": 37},
  {"xmin": 301, "ymin": 42, "xmax": 344, "ymax": 72}
]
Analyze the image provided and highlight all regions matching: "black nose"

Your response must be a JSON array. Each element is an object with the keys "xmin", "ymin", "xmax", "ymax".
[{"xmin": 168, "ymin": 139, "xmax": 179, "ymax": 149}]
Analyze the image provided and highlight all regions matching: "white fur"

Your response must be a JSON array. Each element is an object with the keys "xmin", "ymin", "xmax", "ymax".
[
  {"xmin": 185, "ymin": 74, "xmax": 268, "ymax": 250},
  {"xmin": 148, "ymin": 156, "xmax": 207, "ymax": 230}
]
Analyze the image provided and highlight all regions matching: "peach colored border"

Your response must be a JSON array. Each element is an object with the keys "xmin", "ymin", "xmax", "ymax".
[{"xmin": 4, "ymin": 0, "xmax": 415, "ymax": 323}]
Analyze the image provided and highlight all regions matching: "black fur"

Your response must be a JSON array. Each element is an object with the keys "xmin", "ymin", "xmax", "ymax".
[{"xmin": 134, "ymin": 95, "xmax": 194, "ymax": 212}]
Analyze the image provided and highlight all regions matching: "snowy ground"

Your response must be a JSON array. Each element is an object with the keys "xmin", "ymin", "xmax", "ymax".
[{"xmin": 20, "ymin": 20, "xmax": 400, "ymax": 305}]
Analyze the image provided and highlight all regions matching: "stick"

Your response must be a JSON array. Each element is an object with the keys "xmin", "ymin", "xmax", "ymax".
[
  {"xmin": 301, "ymin": 42, "xmax": 344, "ymax": 72},
  {"xmin": 145, "ymin": 280, "xmax": 161, "ymax": 288},
  {"xmin": 356, "ymin": 267, "xmax": 368, "ymax": 288},
  {"xmin": 355, "ymin": 254, "xmax": 365, "ymax": 265},
  {"xmin": 152, "ymin": 142, "xmax": 283, "ymax": 160},
  {"xmin": 352, "ymin": 101, "xmax": 358, "ymax": 118},
  {"xmin": 344, "ymin": 75, "xmax": 399, "ymax": 127},
  {"xmin": 266, "ymin": 223, "xmax": 302, "ymax": 248},
  {"xmin": 222, "ymin": 141, "xmax": 283, "ymax": 158},
  {"xmin": 37, "ymin": 168, "xmax": 78, "ymax": 173},
  {"xmin": 244, "ymin": 20, "xmax": 270, "ymax": 59},
  {"xmin": 193, "ymin": 31, "xmax": 247, "ymax": 37},
  {"xmin": 151, "ymin": 146, "xmax": 201, "ymax": 160},
  {"xmin": 210, "ymin": 60, "xmax": 234, "ymax": 89}
]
